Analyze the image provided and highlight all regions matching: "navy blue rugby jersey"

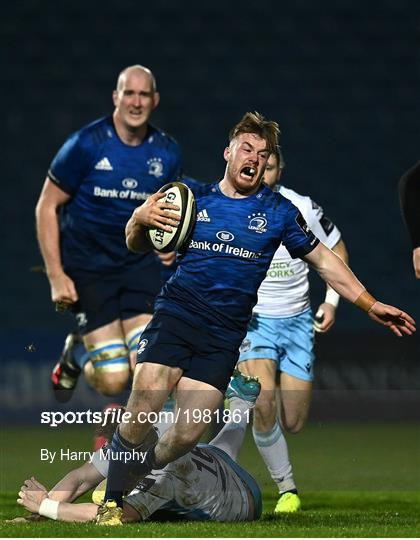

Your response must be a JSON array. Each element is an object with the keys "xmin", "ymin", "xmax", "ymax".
[
  {"xmin": 155, "ymin": 182, "xmax": 319, "ymax": 340},
  {"xmin": 48, "ymin": 117, "xmax": 181, "ymax": 275}
]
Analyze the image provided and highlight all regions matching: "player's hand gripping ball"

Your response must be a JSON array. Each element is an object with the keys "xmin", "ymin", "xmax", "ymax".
[{"xmin": 147, "ymin": 182, "xmax": 196, "ymax": 253}]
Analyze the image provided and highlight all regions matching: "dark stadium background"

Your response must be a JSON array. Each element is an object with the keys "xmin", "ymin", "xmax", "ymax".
[{"xmin": 1, "ymin": 0, "xmax": 419, "ymax": 425}]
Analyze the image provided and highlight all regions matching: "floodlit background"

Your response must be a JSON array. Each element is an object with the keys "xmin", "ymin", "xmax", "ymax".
[{"xmin": 1, "ymin": 4, "xmax": 419, "ymax": 526}]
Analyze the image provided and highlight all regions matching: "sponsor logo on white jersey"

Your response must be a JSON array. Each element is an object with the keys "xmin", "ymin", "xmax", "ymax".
[
  {"xmin": 216, "ymin": 230, "xmax": 234, "ymax": 242},
  {"xmin": 147, "ymin": 157, "xmax": 163, "ymax": 178},
  {"xmin": 94, "ymin": 157, "xmax": 113, "ymax": 171},
  {"xmin": 122, "ymin": 178, "xmax": 138, "ymax": 189},
  {"xmin": 197, "ymin": 209, "xmax": 211, "ymax": 222},
  {"xmin": 248, "ymin": 213, "xmax": 268, "ymax": 233}
]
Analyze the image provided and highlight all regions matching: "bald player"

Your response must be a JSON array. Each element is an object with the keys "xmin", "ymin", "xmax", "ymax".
[{"xmin": 36, "ymin": 65, "xmax": 182, "ymax": 401}]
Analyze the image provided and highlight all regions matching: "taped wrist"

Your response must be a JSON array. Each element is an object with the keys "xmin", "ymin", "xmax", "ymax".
[
  {"xmin": 324, "ymin": 288, "xmax": 340, "ymax": 308},
  {"xmin": 354, "ymin": 290, "xmax": 376, "ymax": 312},
  {"xmin": 39, "ymin": 498, "xmax": 59, "ymax": 520}
]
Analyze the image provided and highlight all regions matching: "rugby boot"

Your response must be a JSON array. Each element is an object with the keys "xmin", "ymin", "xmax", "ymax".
[
  {"xmin": 225, "ymin": 369, "xmax": 261, "ymax": 407},
  {"xmin": 92, "ymin": 479, "xmax": 107, "ymax": 506},
  {"xmin": 95, "ymin": 500, "xmax": 123, "ymax": 526},
  {"xmin": 274, "ymin": 491, "xmax": 301, "ymax": 513},
  {"xmin": 51, "ymin": 332, "xmax": 82, "ymax": 403}
]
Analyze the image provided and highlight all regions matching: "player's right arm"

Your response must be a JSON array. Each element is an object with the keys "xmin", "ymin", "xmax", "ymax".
[
  {"xmin": 126, "ymin": 192, "xmax": 180, "ymax": 252},
  {"xmin": 48, "ymin": 461, "xmax": 104, "ymax": 503},
  {"xmin": 35, "ymin": 178, "xmax": 78, "ymax": 306}
]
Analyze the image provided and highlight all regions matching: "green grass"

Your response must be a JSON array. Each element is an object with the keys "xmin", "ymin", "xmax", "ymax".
[
  {"xmin": 1, "ymin": 423, "xmax": 419, "ymax": 537},
  {"xmin": 1, "ymin": 491, "xmax": 419, "ymax": 537}
]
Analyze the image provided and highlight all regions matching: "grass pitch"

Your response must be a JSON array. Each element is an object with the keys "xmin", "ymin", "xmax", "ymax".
[{"xmin": 1, "ymin": 423, "xmax": 419, "ymax": 537}]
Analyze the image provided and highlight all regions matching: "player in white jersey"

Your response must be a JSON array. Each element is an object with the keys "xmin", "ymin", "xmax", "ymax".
[
  {"xmin": 238, "ymin": 148, "xmax": 349, "ymax": 513},
  {"xmin": 15, "ymin": 372, "xmax": 261, "ymax": 524}
]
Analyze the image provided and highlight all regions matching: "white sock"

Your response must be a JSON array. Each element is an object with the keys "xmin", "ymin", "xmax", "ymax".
[
  {"xmin": 253, "ymin": 422, "xmax": 296, "ymax": 493},
  {"xmin": 209, "ymin": 397, "xmax": 251, "ymax": 461}
]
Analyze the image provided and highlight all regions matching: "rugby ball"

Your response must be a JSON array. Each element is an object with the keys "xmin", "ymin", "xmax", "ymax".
[{"xmin": 147, "ymin": 182, "xmax": 196, "ymax": 253}]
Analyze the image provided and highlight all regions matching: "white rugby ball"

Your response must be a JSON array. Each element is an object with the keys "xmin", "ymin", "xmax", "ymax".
[{"xmin": 147, "ymin": 182, "xmax": 196, "ymax": 253}]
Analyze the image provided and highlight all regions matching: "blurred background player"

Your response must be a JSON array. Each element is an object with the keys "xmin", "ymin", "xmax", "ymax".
[
  {"xmin": 237, "ymin": 148, "xmax": 348, "ymax": 513},
  {"xmin": 16, "ymin": 372, "xmax": 262, "ymax": 524},
  {"xmin": 399, "ymin": 160, "xmax": 420, "ymax": 279},
  {"xmin": 35, "ymin": 65, "xmax": 182, "ymax": 401}
]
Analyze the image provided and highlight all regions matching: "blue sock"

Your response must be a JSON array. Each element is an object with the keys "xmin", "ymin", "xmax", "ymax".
[
  {"xmin": 72, "ymin": 342, "xmax": 90, "ymax": 370},
  {"xmin": 104, "ymin": 428, "xmax": 157, "ymax": 507}
]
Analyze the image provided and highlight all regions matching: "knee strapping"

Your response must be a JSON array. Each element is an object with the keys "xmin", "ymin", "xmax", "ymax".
[
  {"xmin": 87, "ymin": 340, "xmax": 129, "ymax": 372},
  {"xmin": 125, "ymin": 326, "xmax": 146, "ymax": 353}
]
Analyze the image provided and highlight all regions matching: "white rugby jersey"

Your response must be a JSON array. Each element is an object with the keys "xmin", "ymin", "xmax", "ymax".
[
  {"xmin": 254, "ymin": 186, "xmax": 341, "ymax": 317},
  {"xmin": 91, "ymin": 444, "xmax": 255, "ymax": 521}
]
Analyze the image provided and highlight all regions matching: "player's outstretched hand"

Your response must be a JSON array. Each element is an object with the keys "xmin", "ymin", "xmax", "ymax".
[
  {"xmin": 17, "ymin": 477, "xmax": 48, "ymax": 513},
  {"xmin": 314, "ymin": 303, "xmax": 336, "ymax": 333},
  {"xmin": 133, "ymin": 192, "xmax": 180, "ymax": 233},
  {"xmin": 368, "ymin": 302, "xmax": 416, "ymax": 337}
]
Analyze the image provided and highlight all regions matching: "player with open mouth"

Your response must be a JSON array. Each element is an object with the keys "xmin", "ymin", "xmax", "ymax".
[{"xmin": 99, "ymin": 111, "xmax": 415, "ymax": 525}]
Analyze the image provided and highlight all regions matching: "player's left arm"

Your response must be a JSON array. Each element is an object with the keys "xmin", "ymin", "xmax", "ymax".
[
  {"xmin": 314, "ymin": 238, "xmax": 349, "ymax": 333},
  {"xmin": 19, "ymin": 461, "xmax": 103, "ymax": 507},
  {"xmin": 17, "ymin": 463, "xmax": 104, "ymax": 522},
  {"xmin": 303, "ymin": 242, "xmax": 416, "ymax": 337}
]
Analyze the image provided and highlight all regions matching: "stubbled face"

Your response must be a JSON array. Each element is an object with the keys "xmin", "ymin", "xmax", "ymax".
[
  {"xmin": 262, "ymin": 153, "xmax": 281, "ymax": 189},
  {"xmin": 113, "ymin": 70, "xmax": 159, "ymax": 132},
  {"xmin": 224, "ymin": 133, "xmax": 269, "ymax": 195}
]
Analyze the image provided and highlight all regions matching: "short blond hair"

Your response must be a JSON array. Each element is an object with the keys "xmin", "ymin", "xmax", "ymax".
[{"xmin": 229, "ymin": 112, "xmax": 280, "ymax": 155}]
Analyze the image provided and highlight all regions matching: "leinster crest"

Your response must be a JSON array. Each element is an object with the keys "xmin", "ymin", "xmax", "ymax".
[{"xmin": 147, "ymin": 157, "xmax": 163, "ymax": 178}]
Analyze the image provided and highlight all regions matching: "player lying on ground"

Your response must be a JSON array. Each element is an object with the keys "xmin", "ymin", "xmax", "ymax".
[
  {"xmin": 16, "ymin": 372, "xmax": 261, "ymax": 523},
  {"xmin": 102, "ymin": 111, "xmax": 415, "ymax": 523}
]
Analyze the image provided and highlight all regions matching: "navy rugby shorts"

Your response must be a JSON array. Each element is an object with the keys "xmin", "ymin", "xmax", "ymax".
[
  {"xmin": 136, "ymin": 311, "xmax": 240, "ymax": 393},
  {"xmin": 68, "ymin": 258, "xmax": 163, "ymax": 335}
]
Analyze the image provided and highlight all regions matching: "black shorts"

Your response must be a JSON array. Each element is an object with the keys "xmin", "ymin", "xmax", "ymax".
[
  {"xmin": 136, "ymin": 311, "xmax": 240, "ymax": 393},
  {"xmin": 68, "ymin": 259, "xmax": 163, "ymax": 335}
]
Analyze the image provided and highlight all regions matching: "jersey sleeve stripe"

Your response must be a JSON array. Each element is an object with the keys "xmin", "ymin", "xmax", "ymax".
[{"xmin": 47, "ymin": 170, "xmax": 76, "ymax": 195}]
